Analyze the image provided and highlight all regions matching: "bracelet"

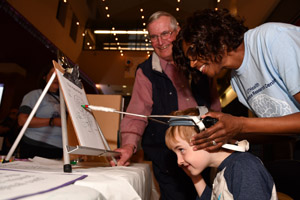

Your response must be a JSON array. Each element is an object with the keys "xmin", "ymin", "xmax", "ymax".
[{"xmin": 49, "ymin": 117, "xmax": 54, "ymax": 127}]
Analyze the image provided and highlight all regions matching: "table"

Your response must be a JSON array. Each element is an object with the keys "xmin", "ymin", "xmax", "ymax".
[{"xmin": 0, "ymin": 157, "xmax": 159, "ymax": 200}]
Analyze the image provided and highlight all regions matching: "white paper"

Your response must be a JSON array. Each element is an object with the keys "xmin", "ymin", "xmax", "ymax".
[
  {"xmin": 0, "ymin": 168, "xmax": 87, "ymax": 200},
  {"xmin": 55, "ymin": 67, "xmax": 106, "ymax": 149}
]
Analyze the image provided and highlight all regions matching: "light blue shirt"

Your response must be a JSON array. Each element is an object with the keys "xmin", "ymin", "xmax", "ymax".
[
  {"xmin": 20, "ymin": 89, "xmax": 62, "ymax": 148},
  {"xmin": 231, "ymin": 22, "xmax": 300, "ymax": 117}
]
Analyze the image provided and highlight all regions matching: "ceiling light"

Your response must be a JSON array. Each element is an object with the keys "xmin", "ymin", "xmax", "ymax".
[
  {"xmin": 103, "ymin": 47, "xmax": 154, "ymax": 51},
  {"xmin": 94, "ymin": 30, "xmax": 148, "ymax": 34},
  {"xmin": 103, "ymin": 42, "xmax": 152, "ymax": 46}
]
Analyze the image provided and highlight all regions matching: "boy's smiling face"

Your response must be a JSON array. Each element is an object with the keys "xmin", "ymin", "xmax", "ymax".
[{"xmin": 171, "ymin": 131, "xmax": 211, "ymax": 176}]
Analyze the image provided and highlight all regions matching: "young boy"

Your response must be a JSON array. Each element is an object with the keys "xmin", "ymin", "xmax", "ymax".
[{"xmin": 165, "ymin": 107, "xmax": 277, "ymax": 200}]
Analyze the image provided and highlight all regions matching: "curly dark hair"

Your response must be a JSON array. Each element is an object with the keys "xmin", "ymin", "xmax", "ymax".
[
  {"xmin": 174, "ymin": 9, "xmax": 248, "ymax": 66},
  {"xmin": 173, "ymin": 30, "xmax": 210, "ymax": 85},
  {"xmin": 172, "ymin": 33, "xmax": 212, "ymax": 107}
]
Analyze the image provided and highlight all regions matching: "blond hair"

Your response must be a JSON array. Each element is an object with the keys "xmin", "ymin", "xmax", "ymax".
[{"xmin": 165, "ymin": 107, "xmax": 199, "ymax": 149}]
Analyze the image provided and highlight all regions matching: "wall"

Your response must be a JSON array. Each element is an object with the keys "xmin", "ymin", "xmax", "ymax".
[
  {"xmin": 219, "ymin": 0, "xmax": 280, "ymax": 28},
  {"xmin": 77, "ymin": 50, "xmax": 149, "ymax": 86},
  {"xmin": 6, "ymin": 0, "xmax": 89, "ymax": 62}
]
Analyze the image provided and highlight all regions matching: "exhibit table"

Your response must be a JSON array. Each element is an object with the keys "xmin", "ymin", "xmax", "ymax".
[{"xmin": 0, "ymin": 157, "xmax": 159, "ymax": 200}]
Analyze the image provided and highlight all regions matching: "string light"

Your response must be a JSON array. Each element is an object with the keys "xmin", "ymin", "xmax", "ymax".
[
  {"xmin": 175, "ymin": 0, "xmax": 182, "ymax": 25},
  {"xmin": 57, "ymin": 0, "xmax": 90, "ymax": 48},
  {"xmin": 100, "ymin": 1, "xmax": 124, "ymax": 55},
  {"xmin": 215, "ymin": 0, "xmax": 221, "ymax": 10},
  {"xmin": 139, "ymin": 7, "xmax": 152, "ymax": 56}
]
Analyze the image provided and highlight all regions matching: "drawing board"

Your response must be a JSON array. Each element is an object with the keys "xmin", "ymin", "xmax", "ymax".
[{"xmin": 52, "ymin": 61, "xmax": 119, "ymax": 157}]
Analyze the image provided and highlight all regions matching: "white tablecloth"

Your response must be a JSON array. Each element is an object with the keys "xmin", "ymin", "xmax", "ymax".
[{"xmin": 0, "ymin": 157, "xmax": 159, "ymax": 200}]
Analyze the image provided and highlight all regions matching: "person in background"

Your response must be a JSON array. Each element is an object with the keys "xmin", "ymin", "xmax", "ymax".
[
  {"xmin": 110, "ymin": 11, "xmax": 221, "ymax": 200},
  {"xmin": 18, "ymin": 64, "xmax": 63, "ymax": 159},
  {"xmin": 165, "ymin": 107, "xmax": 277, "ymax": 200}
]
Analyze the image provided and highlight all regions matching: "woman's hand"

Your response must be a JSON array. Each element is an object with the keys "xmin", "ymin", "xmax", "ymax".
[{"xmin": 191, "ymin": 112, "xmax": 244, "ymax": 151}]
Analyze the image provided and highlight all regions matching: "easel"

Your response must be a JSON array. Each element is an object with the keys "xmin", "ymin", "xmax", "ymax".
[{"xmin": 3, "ymin": 60, "xmax": 119, "ymax": 172}]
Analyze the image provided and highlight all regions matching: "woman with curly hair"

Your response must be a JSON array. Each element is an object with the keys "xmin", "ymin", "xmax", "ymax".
[{"xmin": 173, "ymin": 9, "xmax": 300, "ymax": 151}]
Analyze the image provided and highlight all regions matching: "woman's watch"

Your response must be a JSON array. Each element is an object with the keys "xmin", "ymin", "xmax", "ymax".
[{"xmin": 49, "ymin": 117, "xmax": 55, "ymax": 127}]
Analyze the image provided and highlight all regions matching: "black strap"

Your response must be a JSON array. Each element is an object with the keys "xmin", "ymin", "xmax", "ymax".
[{"xmin": 47, "ymin": 92, "xmax": 60, "ymax": 104}]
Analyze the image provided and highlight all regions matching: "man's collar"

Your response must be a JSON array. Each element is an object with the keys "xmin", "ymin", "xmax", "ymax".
[
  {"xmin": 151, "ymin": 52, "xmax": 173, "ymax": 73},
  {"xmin": 151, "ymin": 52, "xmax": 163, "ymax": 73}
]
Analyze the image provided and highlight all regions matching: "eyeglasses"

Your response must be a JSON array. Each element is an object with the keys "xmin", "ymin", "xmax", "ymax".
[{"xmin": 148, "ymin": 31, "xmax": 174, "ymax": 42}]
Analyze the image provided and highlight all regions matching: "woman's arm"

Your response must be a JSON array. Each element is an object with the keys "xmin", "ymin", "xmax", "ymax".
[
  {"xmin": 191, "ymin": 92, "xmax": 300, "ymax": 151},
  {"xmin": 18, "ymin": 113, "xmax": 61, "ymax": 128}
]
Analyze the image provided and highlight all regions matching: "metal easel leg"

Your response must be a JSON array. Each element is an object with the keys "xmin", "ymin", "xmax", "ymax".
[
  {"xmin": 3, "ymin": 72, "xmax": 57, "ymax": 163},
  {"xmin": 60, "ymin": 87, "xmax": 72, "ymax": 173}
]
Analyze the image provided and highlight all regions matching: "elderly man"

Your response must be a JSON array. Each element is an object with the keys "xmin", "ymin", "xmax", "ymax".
[{"xmin": 111, "ymin": 11, "xmax": 221, "ymax": 200}]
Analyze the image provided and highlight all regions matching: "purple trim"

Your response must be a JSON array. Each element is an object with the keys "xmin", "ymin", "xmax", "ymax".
[
  {"xmin": 0, "ymin": 168, "xmax": 88, "ymax": 200},
  {"xmin": 11, "ymin": 175, "xmax": 88, "ymax": 200}
]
